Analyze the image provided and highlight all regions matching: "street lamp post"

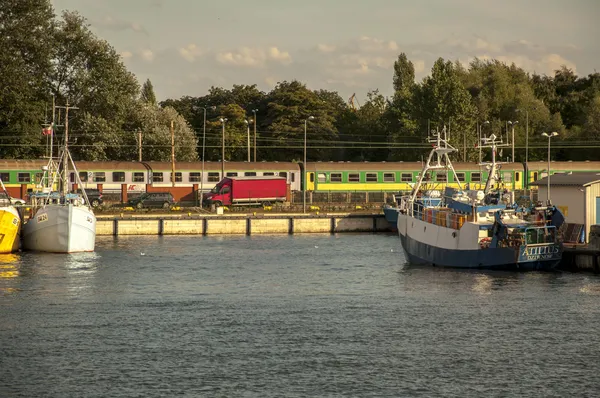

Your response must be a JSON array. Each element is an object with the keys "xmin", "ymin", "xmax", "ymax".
[
  {"xmin": 251, "ymin": 109, "xmax": 258, "ymax": 162},
  {"xmin": 220, "ymin": 117, "xmax": 227, "ymax": 179},
  {"xmin": 542, "ymin": 132, "xmax": 558, "ymax": 205},
  {"xmin": 508, "ymin": 120, "xmax": 518, "ymax": 162},
  {"xmin": 199, "ymin": 106, "xmax": 215, "ymax": 208},
  {"xmin": 244, "ymin": 119, "xmax": 252, "ymax": 162},
  {"xmin": 303, "ymin": 116, "xmax": 315, "ymax": 213}
]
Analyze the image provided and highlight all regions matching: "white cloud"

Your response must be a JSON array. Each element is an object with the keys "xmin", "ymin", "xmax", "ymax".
[
  {"xmin": 91, "ymin": 15, "xmax": 147, "ymax": 35},
  {"xmin": 140, "ymin": 49, "xmax": 154, "ymax": 62},
  {"xmin": 215, "ymin": 46, "xmax": 293, "ymax": 67},
  {"xmin": 120, "ymin": 51, "xmax": 133, "ymax": 59},
  {"xmin": 179, "ymin": 44, "xmax": 204, "ymax": 63}
]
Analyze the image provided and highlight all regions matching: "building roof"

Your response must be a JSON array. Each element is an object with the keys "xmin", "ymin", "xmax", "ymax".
[{"xmin": 530, "ymin": 172, "xmax": 600, "ymax": 187}]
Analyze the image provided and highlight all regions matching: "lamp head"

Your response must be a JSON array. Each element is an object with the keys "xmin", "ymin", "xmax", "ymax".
[{"xmin": 308, "ymin": 115, "xmax": 315, "ymax": 121}]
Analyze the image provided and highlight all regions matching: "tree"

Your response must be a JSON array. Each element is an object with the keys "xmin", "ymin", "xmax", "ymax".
[{"xmin": 141, "ymin": 79, "xmax": 157, "ymax": 106}]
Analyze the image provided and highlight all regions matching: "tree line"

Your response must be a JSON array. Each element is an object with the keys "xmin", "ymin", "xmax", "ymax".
[{"xmin": 2, "ymin": 0, "xmax": 599, "ymax": 163}]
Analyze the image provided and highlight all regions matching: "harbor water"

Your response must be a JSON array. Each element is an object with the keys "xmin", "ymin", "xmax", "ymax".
[{"xmin": 1, "ymin": 234, "xmax": 599, "ymax": 397}]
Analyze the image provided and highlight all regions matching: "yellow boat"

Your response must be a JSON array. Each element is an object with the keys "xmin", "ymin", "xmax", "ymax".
[{"xmin": 0, "ymin": 206, "xmax": 21, "ymax": 253}]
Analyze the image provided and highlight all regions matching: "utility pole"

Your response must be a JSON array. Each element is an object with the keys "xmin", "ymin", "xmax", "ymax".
[
  {"xmin": 252, "ymin": 109, "xmax": 258, "ymax": 162},
  {"xmin": 138, "ymin": 131, "xmax": 142, "ymax": 162},
  {"xmin": 463, "ymin": 129, "xmax": 466, "ymax": 161},
  {"xmin": 170, "ymin": 120, "xmax": 175, "ymax": 187}
]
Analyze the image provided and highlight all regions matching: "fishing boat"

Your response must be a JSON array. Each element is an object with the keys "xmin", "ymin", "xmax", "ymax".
[
  {"xmin": 0, "ymin": 179, "xmax": 22, "ymax": 253},
  {"xmin": 396, "ymin": 128, "xmax": 564, "ymax": 270},
  {"xmin": 22, "ymin": 102, "xmax": 96, "ymax": 253}
]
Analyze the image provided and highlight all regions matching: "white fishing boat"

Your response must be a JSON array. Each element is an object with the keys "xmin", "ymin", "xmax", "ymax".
[
  {"xmin": 395, "ymin": 127, "xmax": 564, "ymax": 271},
  {"xmin": 22, "ymin": 102, "xmax": 96, "ymax": 253}
]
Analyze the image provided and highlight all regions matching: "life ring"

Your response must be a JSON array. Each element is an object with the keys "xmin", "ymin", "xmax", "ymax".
[{"xmin": 479, "ymin": 237, "xmax": 492, "ymax": 249}]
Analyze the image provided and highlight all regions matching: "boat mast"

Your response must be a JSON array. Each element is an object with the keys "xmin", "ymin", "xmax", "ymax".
[
  {"xmin": 480, "ymin": 134, "xmax": 507, "ymax": 194},
  {"xmin": 55, "ymin": 101, "xmax": 78, "ymax": 195}
]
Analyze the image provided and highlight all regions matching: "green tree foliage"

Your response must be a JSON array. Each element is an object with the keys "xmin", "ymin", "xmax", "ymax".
[{"xmin": 141, "ymin": 79, "xmax": 157, "ymax": 106}]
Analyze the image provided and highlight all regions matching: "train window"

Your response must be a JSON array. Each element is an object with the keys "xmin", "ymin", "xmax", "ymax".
[
  {"xmin": 436, "ymin": 173, "xmax": 447, "ymax": 182},
  {"xmin": 263, "ymin": 172, "xmax": 275, "ymax": 176},
  {"xmin": 455, "ymin": 172, "xmax": 465, "ymax": 182},
  {"xmin": 515, "ymin": 173, "xmax": 520, "ymax": 182},
  {"xmin": 331, "ymin": 173, "xmax": 342, "ymax": 182},
  {"xmin": 132, "ymin": 172, "xmax": 145, "ymax": 182},
  {"xmin": 533, "ymin": 172, "xmax": 538, "ymax": 181},
  {"xmin": 401, "ymin": 173, "xmax": 412, "ymax": 182},
  {"xmin": 366, "ymin": 173, "xmax": 378, "ymax": 182},
  {"xmin": 503, "ymin": 172, "xmax": 512, "ymax": 182},
  {"xmin": 93, "ymin": 172, "xmax": 106, "ymax": 182},
  {"xmin": 291, "ymin": 173, "xmax": 295, "ymax": 182},
  {"xmin": 309, "ymin": 173, "xmax": 314, "ymax": 183},
  {"xmin": 279, "ymin": 172, "xmax": 287, "ymax": 179},
  {"xmin": 318, "ymin": 173, "xmax": 327, "ymax": 182},
  {"xmin": 79, "ymin": 171, "xmax": 88, "ymax": 182},
  {"xmin": 384, "ymin": 173, "xmax": 395, "ymax": 182},
  {"xmin": 226, "ymin": 172, "xmax": 238, "ymax": 177},
  {"xmin": 471, "ymin": 172, "xmax": 481, "ymax": 182},
  {"xmin": 244, "ymin": 172, "xmax": 257, "ymax": 176},
  {"xmin": 208, "ymin": 172, "xmax": 220, "ymax": 182},
  {"xmin": 70, "ymin": 172, "xmax": 75, "ymax": 183},
  {"xmin": 189, "ymin": 172, "xmax": 201, "ymax": 182},
  {"xmin": 348, "ymin": 173, "xmax": 360, "ymax": 182},
  {"xmin": 153, "ymin": 172, "xmax": 163, "ymax": 182},
  {"xmin": 170, "ymin": 172, "xmax": 182, "ymax": 182},
  {"xmin": 0, "ymin": 172, "xmax": 9, "ymax": 183},
  {"xmin": 17, "ymin": 173, "xmax": 31, "ymax": 183},
  {"xmin": 112, "ymin": 172, "xmax": 125, "ymax": 182}
]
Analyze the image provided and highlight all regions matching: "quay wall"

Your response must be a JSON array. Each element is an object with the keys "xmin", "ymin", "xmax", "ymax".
[{"xmin": 96, "ymin": 214, "xmax": 390, "ymax": 236}]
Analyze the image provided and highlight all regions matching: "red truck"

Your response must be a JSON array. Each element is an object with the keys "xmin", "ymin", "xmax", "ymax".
[{"xmin": 202, "ymin": 176, "xmax": 288, "ymax": 207}]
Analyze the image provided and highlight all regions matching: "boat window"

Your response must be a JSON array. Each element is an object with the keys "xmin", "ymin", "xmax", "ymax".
[
  {"xmin": 0, "ymin": 172, "xmax": 9, "ymax": 183},
  {"xmin": 331, "ymin": 173, "xmax": 342, "ymax": 182},
  {"xmin": 384, "ymin": 173, "xmax": 396, "ymax": 182},
  {"xmin": 18, "ymin": 172, "xmax": 31, "ymax": 183},
  {"xmin": 318, "ymin": 173, "xmax": 327, "ymax": 183},
  {"xmin": 471, "ymin": 172, "xmax": 481, "ymax": 182},
  {"xmin": 436, "ymin": 173, "xmax": 447, "ymax": 182},
  {"xmin": 112, "ymin": 172, "xmax": 125, "ymax": 182},
  {"xmin": 170, "ymin": 172, "xmax": 183, "ymax": 182},
  {"xmin": 152, "ymin": 172, "xmax": 163, "ymax": 182},
  {"xmin": 132, "ymin": 172, "xmax": 145, "ymax": 182},
  {"xmin": 366, "ymin": 173, "xmax": 378, "ymax": 182},
  {"xmin": 208, "ymin": 172, "xmax": 220, "ymax": 182},
  {"xmin": 79, "ymin": 171, "xmax": 88, "ymax": 182},
  {"xmin": 93, "ymin": 172, "xmax": 106, "ymax": 182},
  {"xmin": 401, "ymin": 173, "xmax": 412, "ymax": 182},
  {"xmin": 455, "ymin": 172, "xmax": 465, "ymax": 182},
  {"xmin": 279, "ymin": 172, "xmax": 287, "ymax": 179},
  {"xmin": 263, "ymin": 172, "xmax": 275, "ymax": 176},
  {"xmin": 348, "ymin": 173, "xmax": 360, "ymax": 182},
  {"xmin": 245, "ymin": 172, "xmax": 257, "ymax": 176},
  {"xmin": 189, "ymin": 172, "xmax": 201, "ymax": 182},
  {"xmin": 226, "ymin": 172, "xmax": 238, "ymax": 177}
]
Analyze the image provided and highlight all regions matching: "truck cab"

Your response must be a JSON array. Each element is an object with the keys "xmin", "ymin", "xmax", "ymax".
[{"xmin": 203, "ymin": 180, "xmax": 231, "ymax": 206}]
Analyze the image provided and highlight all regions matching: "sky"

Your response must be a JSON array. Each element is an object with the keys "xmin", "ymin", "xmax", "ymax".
[{"xmin": 51, "ymin": 0, "xmax": 599, "ymax": 104}]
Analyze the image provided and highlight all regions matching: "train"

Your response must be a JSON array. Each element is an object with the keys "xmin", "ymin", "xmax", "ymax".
[{"xmin": 1, "ymin": 158, "xmax": 600, "ymax": 202}]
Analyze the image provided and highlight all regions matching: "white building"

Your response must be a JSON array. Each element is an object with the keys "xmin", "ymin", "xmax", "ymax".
[{"xmin": 531, "ymin": 173, "xmax": 600, "ymax": 243}]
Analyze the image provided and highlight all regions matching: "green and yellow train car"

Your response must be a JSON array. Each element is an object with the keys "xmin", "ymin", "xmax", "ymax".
[{"xmin": 0, "ymin": 160, "xmax": 48, "ymax": 198}]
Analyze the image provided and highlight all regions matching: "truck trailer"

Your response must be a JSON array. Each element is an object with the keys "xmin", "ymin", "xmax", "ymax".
[{"xmin": 202, "ymin": 176, "xmax": 288, "ymax": 207}]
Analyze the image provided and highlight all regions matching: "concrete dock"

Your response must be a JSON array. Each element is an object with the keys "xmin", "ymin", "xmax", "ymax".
[{"xmin": 95, "ymin": 213, "xmax": 390, "ymax": 236}]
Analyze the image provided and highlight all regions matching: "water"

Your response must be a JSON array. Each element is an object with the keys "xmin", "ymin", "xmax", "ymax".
[{"xmin": 1, "ymin": 234, "xmax": 599, "ymax": 397}]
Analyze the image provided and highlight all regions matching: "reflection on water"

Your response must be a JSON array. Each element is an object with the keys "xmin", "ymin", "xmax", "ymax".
[{"xmin": 0, "ymin": 253, "xmax": 19, "ymax": 279}]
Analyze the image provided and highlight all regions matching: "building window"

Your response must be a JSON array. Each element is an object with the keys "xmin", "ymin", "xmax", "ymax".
[
  {"xmin": 93, "ymin": 172, "xmax": 106, "ymax": 182},
  {"xmin": 348, "ymin": 173, "xmax": 360, "ymax": 182},
  {"xmin": 189, "ymin": 172, "xmax": 201, "ymax": 182},
  {"xmin": 471, "ymin": 172, "xmax": 481, "ymax": 182},
  {"xmin": 401, "ymin": 173, "xmax": 412, "ymax": 182},
  {"xmin": 384, "ymin": 173, "xmax": 396, "ymax": 182},
  {"xmin": 318, "ymin": 173, "xmax": 327, "ymax": 183},
  {"xmin": 152, "ymin": 172, "xmax": 163, "ymax": 182},
  {"xmin": 244, "ymin": 172, "xmax": 256, "ymax": 176},
  {"xmin": 226, "ymin": 172, "xmax": 238, "ymax": 177},
  {"xmin": 170, "ymin": 172, "xmax": 182, "ymax": 182},
  {"xmin": 331, "ymin": 173, "xmax": 342, "ymax": 182},
  {"xmin": 455, "ymin": 172, "xmax": 465, "ymax": 182},
  {"xmin": 0, "ymin": 172, "xmax": 9, "ymax": 183},
  {"xmin": 279, "ymin": 172, "xmax": 287, "ymax": 179},
  {"xmin": 132, "ymin": 172, "xmax": 145, "ymax": 182},
  {"xmin": 17, "ymin": 173, "xmax": 30, "ymax": 183},
  {"xmin": 366, "ymin": 173, "xmax": 378, "ymax": 182},
  {"xmin": 436, "ymin": 173, "xmax": 447, "ymax": 182},
  {"xmin": 112, "ymin": 172, "xmax": 125, "ymax": 182},
  {"xmin": 208, "ymin": 172, "xmax": 220, "ymax": 182}
]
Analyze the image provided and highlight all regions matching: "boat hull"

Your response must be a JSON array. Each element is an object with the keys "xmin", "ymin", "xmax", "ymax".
[
  {"xmin": 0, "ymin": 207, "xmax": 21, "ymax": 253},
  {"xmin": 22, "ymin": 205, "xmax": 96, "ymax": 253},
  {"xmin": 383, "ymin": 206, "xmax": 399, "ymax": 231},
  {"xmin": 397, "ymin": 214, "xmax": 561, "ymax": 271}
]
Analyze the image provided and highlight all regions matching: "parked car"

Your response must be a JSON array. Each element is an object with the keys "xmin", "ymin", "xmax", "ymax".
[
  {"xmin": 74, "ymin": 189, "xmax": 103, "ymax": 208},
  {"xmin": 128, "ymin": 192, "xmax": 175, "ymax": 209},
  {"xmin": 10, "ymin": 197, "xmax": 26, "ymax": 205}
]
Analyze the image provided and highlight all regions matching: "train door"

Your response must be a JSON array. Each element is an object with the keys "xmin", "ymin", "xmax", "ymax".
[{"xmin": 306, "ymin": 172, "xmax": 315, "ymax": 191}]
